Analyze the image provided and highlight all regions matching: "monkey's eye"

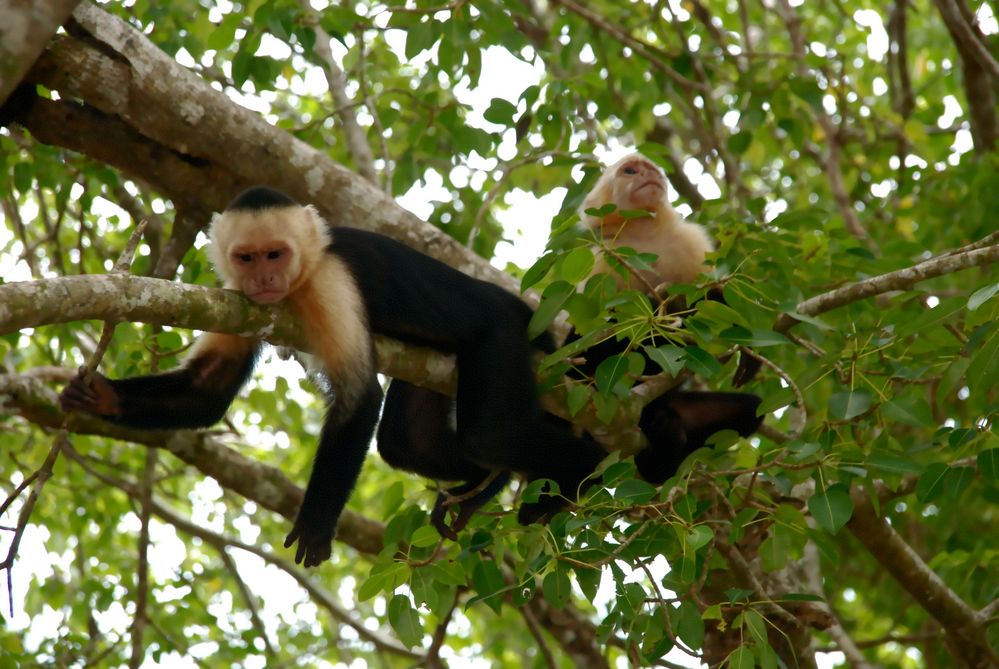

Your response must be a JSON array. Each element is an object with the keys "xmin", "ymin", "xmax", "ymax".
[
  {"xmin": 623, "ymin": 166, "xmax": 638, "ymax": 175},
  {"xmin": 237, "ymin": 254, "xmax": 253, "ymax": 263},
  {"xmin": 266, "ymin": 250, "xmax": 284, "ymax": 261}
]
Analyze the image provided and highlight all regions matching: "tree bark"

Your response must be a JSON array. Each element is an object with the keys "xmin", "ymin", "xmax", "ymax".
[{"xmin": 0, "ymin": 0, "xmax": 80, "ymax": 104}]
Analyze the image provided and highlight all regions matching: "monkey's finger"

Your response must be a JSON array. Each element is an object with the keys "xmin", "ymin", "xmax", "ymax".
[{"xmin": 59, "ymin": 385, "xmax": 97, "ymax": 410}]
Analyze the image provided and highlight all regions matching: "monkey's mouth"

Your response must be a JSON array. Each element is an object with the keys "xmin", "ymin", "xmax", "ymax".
[
  {"xmin": 247, "ymin": 290, "xmax": 287, "ymax": 304},
  {"xmin": 636, "ymin": 180, "xmax": 663, "ymax": 192}
]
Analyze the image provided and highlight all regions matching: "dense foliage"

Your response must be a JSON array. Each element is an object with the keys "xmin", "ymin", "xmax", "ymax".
[{"xmin": 1, "ymin": 1, "xmax": 998, "ymax": 667}]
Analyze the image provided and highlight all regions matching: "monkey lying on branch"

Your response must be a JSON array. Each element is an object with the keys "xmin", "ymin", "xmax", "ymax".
[{"xmin": 60, "ymin": 186, "xmax": 607, "ymax": 567}]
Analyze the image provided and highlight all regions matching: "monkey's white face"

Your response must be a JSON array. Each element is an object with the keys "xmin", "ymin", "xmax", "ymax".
[
  {"xmin": 612, "ymin": 157, "xmax": 666, "ymax": 212},
  {"xmin": 209, "ymin": 208, "xmax": 316, "ymax": 303},
  {"xmin": 225, "ymin": 241, "xmax": 298, "ymax": 303}
]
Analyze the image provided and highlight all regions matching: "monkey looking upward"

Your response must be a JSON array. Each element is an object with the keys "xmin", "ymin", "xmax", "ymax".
[
  {"xmin": 581, "ymin": 153, "xmax": 713, "ymax": 291},
  {"xmin": 378, "ymin": 153, "xmax": 762, "ymax": 514},
  {"xmin": 572, "ymin": 152, "xmax": 763, "ymax": 483}
]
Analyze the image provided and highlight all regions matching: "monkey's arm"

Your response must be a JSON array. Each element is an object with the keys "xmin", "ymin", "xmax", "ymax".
[
  {"xmin": 59, "ymin": 334, "xmax": 260, "ymax": 430},
  {"xmin": 284, "ymin": 378, "xmax": 383, "ymax": 567}
]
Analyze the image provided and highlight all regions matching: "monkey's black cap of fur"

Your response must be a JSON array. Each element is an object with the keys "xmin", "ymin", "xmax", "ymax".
[{"xmin": 227, "ymin": 186, "xmax": 299, "ymax": 211}]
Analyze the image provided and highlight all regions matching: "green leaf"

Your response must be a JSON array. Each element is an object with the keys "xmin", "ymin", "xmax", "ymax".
[
  {"xmin": 404, "ymin": 19, "xmax": 436, "ymax": 60},
  {"xmin": 613, "ymin": 479, "xmax": 657, "ymax": 504},
  {"xmin": 829, "ymin": 390, "xmax": 872, "ymax": 421},
  {"xmin": 969, "ymin": 283, "xmax": 999, "ymax": 311},
  {"xmin": 686, "ymin": 525, "xmax": 713, "ymax": 551},
  {"xmin": 645, "ymin": 344, "xmax": 685, "ymax": 376},
  {"xmin": 719, "ymin": 327, "xmax": 790, "ymax": 347},
  {"xmin": 522, "ymin": 251, "xmax": 556, "ymax": 291},
  {"xmin": 808, "ymin": 483, "xmax": 853, "ymax": 534},
  {"xmin": 866, "ymin": 452, "xmax": 923, "ymax": 475},
  {"xmin": 387, "ymin": 595, "xmax": 423, "ymax": 648},
  {"xmin": 684, "ymin": 346, "xmax": 722, "ymax": 377},
  {"xmin": 542, "ymin": 566, "xmax": 572, "ymax": 609},
  {"xmin": 727, "ymin": 131, "xmax": 752, "ymax": 155},
  {"xmin": 429, "ymin": 561, "xmax": 466, "ymax": 587},
  {"xmin": 470, "ymin": 559, "xmax": 506, "ymax": 613},
  {"xmin": 742, "ymin": 609, "xmax": 768, "ymax": 646},
  {"xmin": 881, "ymin": 397, "xmax": 933, "ymax": 427},
  {"xmin": 782, "ymin": 592, "xmax": 826, "ymax": 602},
  {"xmin": 967, "ymin": 324, "xmax": 999, "ymax": 397},
  {"xmin": 789, "ymin": 76, "xmax": 824, "ymax": 111},
  {"xmin": 916, "ymin": 463, "xmax": 949, "ymax": 502},
  {"xmin": 206, "ymin": 13, "xmax": 241, "ymax": 50},
  {"xmin": 759, "ymin": 530, "xmax": 791, "ymax": 572},
  {"xmin": 575, "ymin": 566, "xmax": 601, "ymax": 602},
  {"xmin": 483, "ymin": 97, "xmax": 518, "ymax": 125},
  {"xmin": 942, "ymin": 466, "xmax": 974, "ymax": 500},
  {"xmin": 409, "ymin": 525, "xmax": 441, "ymax": 547},
  {"xmin": 358, "ymin": 562, "xmax": 410, "ymax": 601},
  {"xmin": 560, "ymin": 247, "xmax": 595, "ymax": 283},
  {"xmin": 726, "ymin": 645, "xmax": 755, "ymax": 669},
  {"xmin": 566, "ymin": 384, "xmax": 589, "ymax": 416},
  {"xmin": 757, "ymin": 644, "xmax": 780, "ymax": 669},
  {"xmin": 594, "ymin": 354, "xmax": 631, "ymax": 396},
  {"xmin": 13, "ymin": 162, "xmax": 32, "ymax": 193},
  {"xmin": 978, "ymin": 448, "xmax": 999, "ymax": 480},
  {"xmin": 676, "ymin": 601, "xmax": 704, "ymax": 650},
  {"xmin": 528, "ymin": 281, "xmax": 574, "ymax": 341}
]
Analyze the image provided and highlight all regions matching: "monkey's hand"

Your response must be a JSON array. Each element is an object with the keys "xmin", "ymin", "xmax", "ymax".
[
  {"xmin": 59, "ymin": 369, "xmax": 121, "ymax": 417},
  {"xmin": 284, "ymin": 516, "xmax": 334, "ymax": 568}
]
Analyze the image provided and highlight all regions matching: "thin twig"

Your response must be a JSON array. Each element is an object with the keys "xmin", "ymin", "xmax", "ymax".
[
  {"xmin": 128, "ymin": 446, "xmax": 157, "ymax": 669},
  {"xmin": 519, "ymin": 603, "xmax": 558, "ymax": 669},
  {"xmin": 0, "ymin": 437, "xmax": 63, "ymax": 617},
  {"xmin": 218, "ymin": 550, "xmax": 282, "ymax": 663}
]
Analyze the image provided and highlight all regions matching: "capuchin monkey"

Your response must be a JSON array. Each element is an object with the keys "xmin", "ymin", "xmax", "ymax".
[
  {"xmin": 380, "ymin": 153, "xmax": 763, "ymax": 513},
  {"xmin": 581, "ymin": 153, "xmax": 714, "ymax": 292},
  {"xmin": 575, "ymin": 152, "xmax": 762, "ymax": 482},
  {"xmin": 59, "ymin": 186, "xmax": 607, "ymax": 566}
]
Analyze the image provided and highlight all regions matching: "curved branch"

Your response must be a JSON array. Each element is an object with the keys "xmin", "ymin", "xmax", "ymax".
[
  {"xmin": 298, "ymin": 2, "xmax": 379, "ymax": 188},
  {"xmin": 847, "ymin": 486, "xmax": 996, "ymax": 667},
  {"xmin": 775, "ymin": 243, "xmax": 999, "ymax": 333},
  {"xmin": 44, "ymin": 4, "xmax": 518, "ymax": 293}
]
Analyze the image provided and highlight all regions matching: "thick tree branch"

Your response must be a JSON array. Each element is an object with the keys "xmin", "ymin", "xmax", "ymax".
[
  {"xmin": 0, "ymin": 0, "xmax": 80, "ymax": 104},
  {"xmin": 847, "ymin": 486, "xmax": 997, "ymax": 667},
  {"xmin": 933, "ymin": 0, "xmax": 999, "ymax": 151},
  {"xmin": 32, "ymin": 4, "xmax": 519, "ymax": 292},
  {"xmin": 0, "ymin": 275, "xmax": 457, "ymax": 395},
  {"xmin": 0, "ymin": 275, "xmax": 618, "ymax": 447}
]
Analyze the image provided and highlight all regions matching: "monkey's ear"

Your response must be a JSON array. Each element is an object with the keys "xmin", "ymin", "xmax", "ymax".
[
  {"xmin": 206, "ymin": 212, "xmax": 226, "ymax": 272},
  {"xmin": 302, "ymin": 205, "xmax": 333, "ymax": 243}
]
